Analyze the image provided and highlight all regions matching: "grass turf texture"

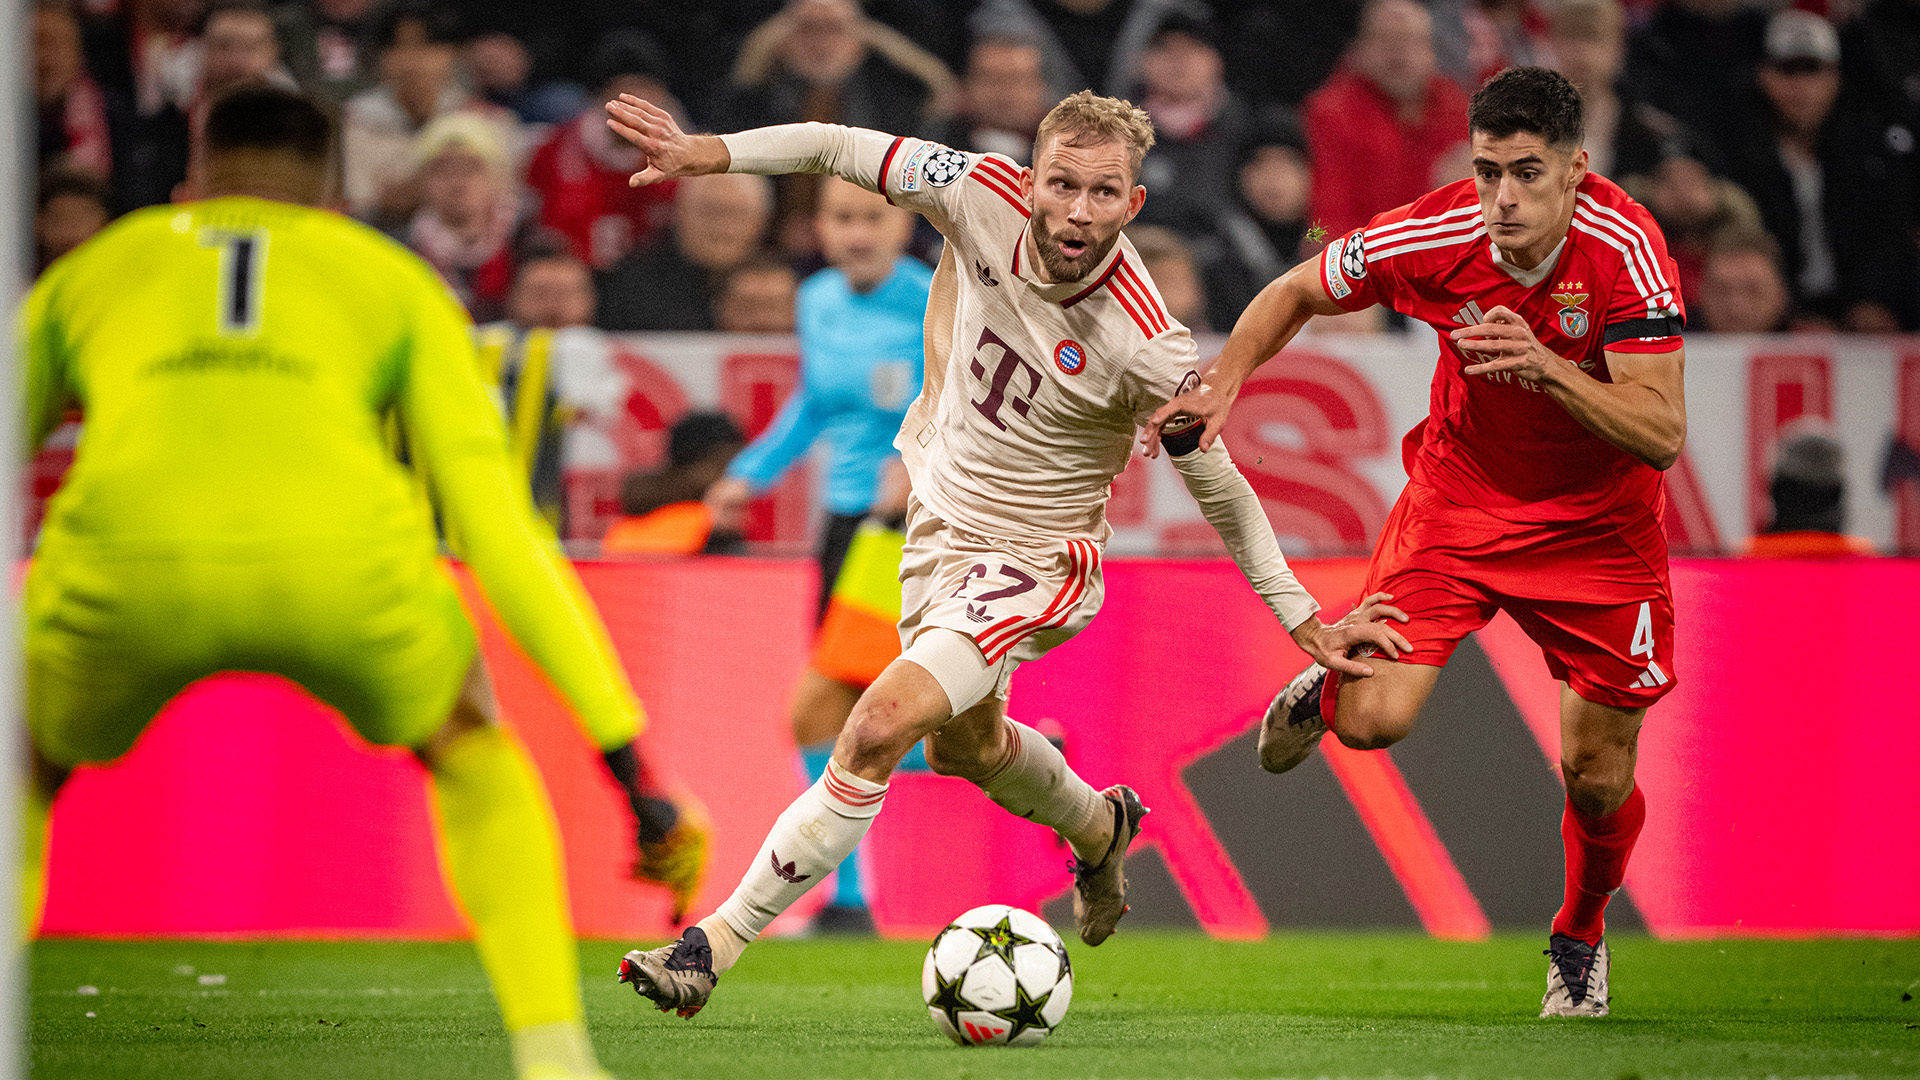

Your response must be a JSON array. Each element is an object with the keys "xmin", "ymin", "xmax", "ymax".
[{"xmin": 32, "ymin": 933, "xmax": 1920, "ymax": 1079}]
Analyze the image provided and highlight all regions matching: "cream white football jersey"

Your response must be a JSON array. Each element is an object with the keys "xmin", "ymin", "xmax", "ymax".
[{"xmin": 867, "ymin": 138, "xmax": 1202, "ymax": 544}]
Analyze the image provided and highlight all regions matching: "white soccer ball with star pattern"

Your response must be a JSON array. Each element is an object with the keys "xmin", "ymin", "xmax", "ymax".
[{"xmin": 922, "ymin": 904, "xmax": 1072, "ymax": 1046}]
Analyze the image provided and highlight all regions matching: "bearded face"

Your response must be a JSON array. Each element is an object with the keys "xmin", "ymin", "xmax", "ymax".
[{"xmin": 1025, "ymin": 135, "xmax": 1144, "ymax": 282}]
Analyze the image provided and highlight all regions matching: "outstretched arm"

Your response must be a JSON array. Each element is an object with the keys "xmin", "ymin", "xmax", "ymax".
[
  {"xmin": 1141, "ymin": 257, "xmax": 1347, "ymax": 459},
  {"xmin": 606, "ymin": 95, "xmax": 893, "ymax": 194},
  {"xmin": 1168, "ymin": 440, "xmax": 1411, "ymax": 677}
]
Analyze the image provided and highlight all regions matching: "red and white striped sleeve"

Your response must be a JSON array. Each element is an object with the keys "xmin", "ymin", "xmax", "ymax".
[{"xmin": 1573, "ymin": 191, "xmax": 1686, "ymax": 353}]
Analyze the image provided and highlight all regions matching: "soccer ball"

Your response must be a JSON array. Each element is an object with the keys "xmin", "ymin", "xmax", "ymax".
[{"xmin": 922, "ymin": 904, "xmax": 1072, "ymax": 1046}]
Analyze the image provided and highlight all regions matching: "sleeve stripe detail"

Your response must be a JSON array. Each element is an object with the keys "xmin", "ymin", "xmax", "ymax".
[
  {"xmin": 1368, "ymin": 224, "xmax": 1487, "ymax": 264},
  {"xmin": 1572, "ymin": 210, "xmax": 1658, "ymax": 301},
  {"xmin": 1112, "ymin": 261, "xmax": 1169, "ymax": 335},
  {"xmin": 1364, "ymin": 203, "xmax": 1482, "ymax": 246},
  {"xmin": 876, "ymin": 136, "xmax": 906, "ymax": 206},
  {"xmin": 1603, "ymin": 316, "xmax": 1685, "ymax": 344},
  {"xmin": 1574, "ymin": 198, "xmax": 1675, "ymax": 311},
  {"xmin": 973, "ymin": 156, "xmax": 1023, "ymax": 189},
  {"xmin": 1576, "ymin": 194, "xmax": 1673, "ymax": 295},
  {"xmin": 969, "ymin": 169, "xmax": 1031, "ymax": 217},
  {"xmin": 1060, "ymin": 254, "xmax": 1124, "ymax": 308},
  {"xmin": 1570, "ymin": 215, "xmax": 1677, "ymax": 316}
]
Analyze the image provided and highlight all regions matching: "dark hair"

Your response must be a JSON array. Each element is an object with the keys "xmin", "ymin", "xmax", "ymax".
[
  {"xmin": 667, "ymin": 411, "xmax": 745, "ymax": 471},
  {"xmin": 589, "ymin": 28, "xmax": 668, "ymax": 93},
  {"xmin": 204, "ymin": 84, "xmax": 334, "ymax": 160},
  {"xmin": 1467, "ymin": 66, "xmax": 1584, "ymax": 149},
  {"xmin": 374, "ymin": 1, "xmax": 464, "ymax": 52}
]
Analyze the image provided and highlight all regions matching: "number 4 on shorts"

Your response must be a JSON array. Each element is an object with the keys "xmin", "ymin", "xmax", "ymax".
[{"xmin": 1628, "ymin": 601, "xmax": 1668, "ymax": 689}]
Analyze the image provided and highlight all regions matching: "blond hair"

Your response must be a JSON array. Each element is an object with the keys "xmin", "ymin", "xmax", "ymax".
[{"xmin": 1033, "ymin": 90, "xmax": 1156, "ymax": 180}]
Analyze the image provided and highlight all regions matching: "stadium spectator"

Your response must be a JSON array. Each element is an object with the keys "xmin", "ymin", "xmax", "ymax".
[
  {"xmin": 123, "ymin": 0, "xmax": 210, "ymax": 119},
  {"xmin": 1845, "ymin": 0, "xmax": 1920, "ymax": 135},
  {"xmin": 1430, "ymin": 0, "xmax": 1545, "ymax": 91},
  {"xmin": 271, "ymin": 0, "xmax": 381, "ymax": 104},
  {"xmin": 968, "ymin": 0, "xmax": 1196, "ymax": 100},
  {"xmin": 1304, "ymin": 0, "xmax": 1470, "ymax": 240},
  {"xmin": 721, "ymin": 0, "xmax": 956, "ymax": 256},
  {"xmin": 507, "ymin": 247, "xmax": 597, "ymax": 331},
  {"xmin": 1132, "ymin": 12, "xmax": 1251, "ymax": 246},
  {"xmin": 1721, "ymin": 10, "xmax": 1918, "ymax": 331},
  {"xmin": 35, "ymin": 168, "xmax": 112, "ymax": 275},
  {"xmin": 180, "ymin": 1, "xmax": 300, "ymax": 185},
  {"xmin": 1544, "ymin": 0, "xmax": 1696, "ymax": 181},
  {"xmin": 1218, "ymin": 0, "xmax": 1363, "ymax": 108},
  {"xmin": 934, "ymin": 34, "xmax": 1052, "ymax": 165},
  {"xmin": 1704, "ymin": 223, "xmax": 1789, "ymax": 332},
  {"xmin": 341, "ymin": 2, "xmax": 517, "ymax": 228},
  {"xmin": 523, "ymin": 30, "xmax": 683, "ymax": 271},
  {"xmin": 595, "ymin": 172, "xmax": 776, "ymax": 331},
  {"xmin": 197, "ymin": 1, "xmax": 286, "ymax": 103},
  {"xmin": 1742, "ymin": 428, "xmax": 1875, "ymax": 557},
  {"xmin": 1696, "ymin": 226, "xmax": 1791, "ymax": 333},
  {"xmin": 1625, "ymin": 146, "xmax": 1764, "ymax": 319},
  {"xmin": 713, "ymin": 255, "xmax": 802, "ymax": 334},
  {"xmin": 603, "ymin": 412, "xmax": 749, "ymax": 556},
  {"xmin": 36, "ymin": 1, "xmax": 119, "ymax": 185},
  {"xmin": 467, "ymin": 31, "xmax": 585, "ymax": 127},
  {"xmin": 1127, "ymin": 224, "xmax": 1210, "ymax": 330},
  {"xmin": 402, "ymin": 112, "xmax": 545, "ymax": 323},
  {"xmin": 1202, "ymin": 108, "xmax": 1313, "ymax": 329},
  {"xmin": 1625, "ymin": 0, "xmax": 1768, "ymax": 137},
  {"xmin": 480, "ymin": 249, "xmax": 633, "ymax": 531}
]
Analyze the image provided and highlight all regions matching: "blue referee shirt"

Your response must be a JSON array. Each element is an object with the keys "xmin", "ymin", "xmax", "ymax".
[{"xmin": 727, "ymin": 257, "xmax": 932, "ymax": 515}]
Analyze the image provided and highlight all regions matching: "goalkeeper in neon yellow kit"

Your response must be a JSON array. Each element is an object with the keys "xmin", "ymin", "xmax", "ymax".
[{"xmin": 19, "ymin": 87, "xmax": 704, "ymax": 1080}]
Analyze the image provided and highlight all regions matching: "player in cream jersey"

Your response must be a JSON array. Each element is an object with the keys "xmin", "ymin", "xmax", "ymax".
[{"xmin": 603, "ymin": 90, "xmax": 1412, "ymax": 1022}]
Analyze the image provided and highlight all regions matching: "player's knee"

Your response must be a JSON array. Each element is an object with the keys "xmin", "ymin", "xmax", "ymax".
[
  {"xmin": 920, "ymin": 737, "xmax": 973, "ymax": 778},
  {"xmin": 1562, "ymin": 758, "xmax": 1633, "ymax": 817},
  {"xmin": 1333, "ymin": 720, "xmax": 1407, "ymax": 751},
  {"xmin": 1331, "ymin": 700, "xmax": 1415, "ymax": 750}
]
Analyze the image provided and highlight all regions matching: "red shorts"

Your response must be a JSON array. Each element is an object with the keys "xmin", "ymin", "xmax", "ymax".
[{"xmin": 1362, "ymin": 483, "xmax": 1677, "ymax": 710}]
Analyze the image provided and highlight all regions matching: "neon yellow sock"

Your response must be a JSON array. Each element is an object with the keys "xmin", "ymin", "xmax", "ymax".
[
  {"xmin": 429, "ymin": 724, "xmax": 594, "ymax": 1070},
  {"xmin": 20, "ymin": 784, "xmax": 50, "ymax": 939}
]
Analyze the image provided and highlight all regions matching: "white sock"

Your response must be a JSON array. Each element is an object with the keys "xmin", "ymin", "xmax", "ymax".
[
  {"xmin": 976, "ymin": 719, "xmax": 1108, "ymax": 858},
  {"xmin": 708, "ymin": 759, "xmax": 885, "ymax": 972}
]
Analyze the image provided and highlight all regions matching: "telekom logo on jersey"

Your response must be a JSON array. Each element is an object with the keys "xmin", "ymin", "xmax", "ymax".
[{"xmin": 969, "ymin": 326, "xmax": 1044, "ymax": 431}]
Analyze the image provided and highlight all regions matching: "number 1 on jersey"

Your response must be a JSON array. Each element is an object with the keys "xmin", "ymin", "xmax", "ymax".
[{"xmin": 202, "ymin": 229, "xmax": 268, "ymax": 335}]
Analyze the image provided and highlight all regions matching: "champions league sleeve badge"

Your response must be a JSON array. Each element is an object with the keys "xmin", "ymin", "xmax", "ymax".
[{"xmin": 923, "ymin": 148, "xmax": 969, "ymax": 187}]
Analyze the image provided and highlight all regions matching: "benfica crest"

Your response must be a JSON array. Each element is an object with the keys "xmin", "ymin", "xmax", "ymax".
[{"xmin": 1551, "ymin": 285, "xmax": 1590, "ymax": 338}]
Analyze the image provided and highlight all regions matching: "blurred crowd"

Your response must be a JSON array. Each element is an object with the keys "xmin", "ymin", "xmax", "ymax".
[{"xmin": 33, "ymin": 0, "xmax": 1920, "ymax": 336}]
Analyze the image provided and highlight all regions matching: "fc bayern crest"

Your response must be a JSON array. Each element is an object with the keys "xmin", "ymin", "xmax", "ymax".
[
  {"xmin": 923, "ymin": 148, "xmax": 968, "ymax": 187},
  {"xmin": 1054, "ymin": 339, "xmax": 1087, "ymax": 375}
]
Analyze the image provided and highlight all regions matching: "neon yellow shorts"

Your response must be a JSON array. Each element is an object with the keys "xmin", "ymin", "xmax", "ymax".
[{"xmin": 26, "ymin": 543, "xmax": 476, "ymax": 768}]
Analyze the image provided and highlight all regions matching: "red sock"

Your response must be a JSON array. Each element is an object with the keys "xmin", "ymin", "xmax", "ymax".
[
  {"xmin": 1319, "ymin": 668, "xmax": 1340, "ymax": 730},
  {"xmin": 1552, "ymin": 784, "xmax": 1646, "ymax": 943}
]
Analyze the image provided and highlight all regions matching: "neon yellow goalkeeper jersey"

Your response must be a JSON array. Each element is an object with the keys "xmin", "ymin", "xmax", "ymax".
[{"xmin": 21, "ymin": 196, "xmax": 642, "ymax": 749}]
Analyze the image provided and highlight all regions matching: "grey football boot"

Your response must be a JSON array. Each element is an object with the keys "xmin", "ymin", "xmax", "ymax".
[
  {"xmin": 1258, "ymin": 663, "xmax": 1329, "ymax": 774},
  {"xmin": 618, "ymin": 926, "xmax": 718, "ymax": 1018},
  {"xmin": 1071, "ymin": 785, "xmax": 1149, "ymax": 946},
  {"xmin": 1539, "ymin": 933, "xmax": 1610, "ymax": 1017}
]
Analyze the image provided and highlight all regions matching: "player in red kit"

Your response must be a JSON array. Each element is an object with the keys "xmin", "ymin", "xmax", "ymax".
[{"xmin": 1147, "ymin": 67, "xmax": 1686, "ymax": 1018}]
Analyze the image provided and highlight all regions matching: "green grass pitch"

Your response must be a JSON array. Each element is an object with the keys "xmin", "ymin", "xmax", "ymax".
[{"xmin": 31, "ymin": 933, "xmax": 1920, "ymax": 1079}]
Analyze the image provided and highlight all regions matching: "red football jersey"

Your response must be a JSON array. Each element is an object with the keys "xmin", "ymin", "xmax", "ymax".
[{"xmin": 1319, "ymin": 173, "xmax": 1685, "ymax": 525}]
